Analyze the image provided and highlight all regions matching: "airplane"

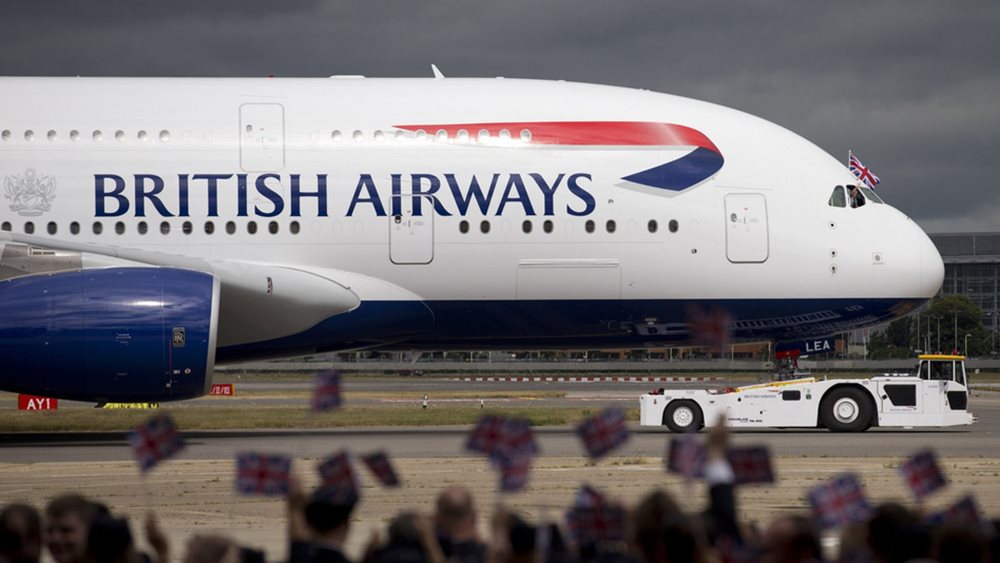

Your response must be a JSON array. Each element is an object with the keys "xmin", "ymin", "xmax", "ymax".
[{"xmin": 0, "ymin": 75, "xmax": 944, "ymax": 403}]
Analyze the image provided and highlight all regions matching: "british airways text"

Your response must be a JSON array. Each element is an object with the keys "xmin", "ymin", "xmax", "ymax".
[{"xmin": 94, "ymin": 172, "xmax": 596, "ymax": 218}]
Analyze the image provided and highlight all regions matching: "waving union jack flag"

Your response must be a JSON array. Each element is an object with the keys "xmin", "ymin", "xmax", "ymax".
[
  {"xmin": 926, "ymin": 495, "xmax": 983, "ymax": 527},
  {"xmin": 576, "ymin": 407, "xmax": 630, "ymax": 459},
  {"xmin": 318, "ymin": 451, "xmax": 358, "ymax": 490},
  {"xmin": 467, "ymin": 415, "xmax": 538, "ymax": 465},
  {"xmin": 807, "ymin": 473, "xmax": 871, "ymax": 529},
  {"xmin": 898, "ymin": 449, "xmax": 947, "ymax": 500},
  {"xmin": 849, "ymin": 150, "xmax": 881, "ymax": 190},
  {"xmin": 235, "ymin": 452, "xmax": 292, "ymax": 496},
  {"xmin": 312, "ymin": 370, "xmax": 343, "ymax": 412},
  {"xmin": 565, "ymin": 484, "xmax": 626, "ymax": 546},
  {"xmin": 360, "ymin": 451, "xmax": 401, "ymax": 487},
  {"xmin": 128, "ymin": 413, "xmax": 185, "ymax": 473},
  {"xmin": 666, "ymin": 435, "xmax": 707, "ymax": 480},
  {"xmin": 727, "ymin": 446, "xmax": 776, "ymax": 485},
  {"xmin": 467, "ymin": 415, "xmax": 539, "ymax": 492}
]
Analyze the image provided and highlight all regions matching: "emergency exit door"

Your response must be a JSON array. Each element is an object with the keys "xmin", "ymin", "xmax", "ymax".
[
  {"xmin": 725, "ymin": 193, "xmax": 769, "ymax": 263},
  {"xmin": 389, "ymin": 195, "xmax": 434, "ymax": 264},
  {"xmin": 240, "ymin": 103, "xmax": 285, "ymax": 172}
]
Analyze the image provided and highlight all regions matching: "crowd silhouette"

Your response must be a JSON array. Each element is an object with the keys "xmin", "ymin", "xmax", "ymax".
[{"xmin": 2, "ymin": 420, "xmax": 997, "ymax": 563}]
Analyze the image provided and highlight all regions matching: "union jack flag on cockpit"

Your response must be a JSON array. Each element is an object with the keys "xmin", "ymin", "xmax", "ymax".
[{"xmin": 848, "ymin": 151, "xmax": 881, "ymax": 190}]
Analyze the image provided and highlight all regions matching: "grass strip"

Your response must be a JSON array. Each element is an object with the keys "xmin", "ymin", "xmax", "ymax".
[{"xmin": 0, "ymin": 405, "xmax": 640, "ymax": 433}]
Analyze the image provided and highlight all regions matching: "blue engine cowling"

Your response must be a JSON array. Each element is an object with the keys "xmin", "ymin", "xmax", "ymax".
[{"xmin": 0, "ymin": 267, "xmax": 219, "ymax": 402}]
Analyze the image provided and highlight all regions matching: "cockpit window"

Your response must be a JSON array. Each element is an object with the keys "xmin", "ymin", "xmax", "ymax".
[
  {"xmin": 828, "ymin": 185, "xmax": 846, "ymax": 208},
  {"xmin": 860, "ymin": 186, "xmax": 883, "ymax": 204},
  {"xmin": 848, "ymin": 185, "xmax": 866, "ymax": 208}
]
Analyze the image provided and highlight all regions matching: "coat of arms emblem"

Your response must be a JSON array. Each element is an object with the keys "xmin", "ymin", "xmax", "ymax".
[{"xmin": 4, "ymin": 168, "xmax": 57, "ymax": 217}]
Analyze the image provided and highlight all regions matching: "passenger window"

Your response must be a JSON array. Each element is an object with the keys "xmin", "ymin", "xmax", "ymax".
[
  {"xmin": 205, "ymin": 221, "xmax": 215, "ymax": 235},
  {"xmin": 226, "ymin": 221, "xmax": 236, "ymax": 234},
  {"xmin": 69, "ymin": 222, "xmax": 79, "ymax": 235},
  {"xmin": 829, "ymin": 186, "xmax": 846, "ymax": 208},
  {"xmin": 93, "ymin": 222, "xmax": 103, "ymax": 235},
  {"xmin": 24, "ymin": 222, "xmax": 35, "ymax": 234},
  {"xmin": 47, "ymin": 222, "xmax": 57, "ymax": 235},
  {"xmin": 290, "ymin": 221, "xmax": 300, "ymax": 234},
  {"xmin": 269, "ymin": 221, "xmax": 279, "ymax": 234},
  {"xmin": 543, "ymin": 220, "xmax": 553, "ymax": 233},
  {"xmin": 606, "ymin": 220, "xmax": 616, "ymax": 233},
  {"xmin": 459, "ymin": 220, "xmax": 469, "ymax": 234},
  {"xmin": 182, "ymin": 221, "xmax": 193, "ymax": 235},
  {"xmin": 1, "ymin": 221, "xmax": 10, "ymax": 231},
  {"xmin": 160, "ymin": 221, "xmax": 170, "ymax": 235},
  {"xmin": 480, "ymin": 220, "xmax": 490, "ymax": 234},
  {"xmin": 521, "ymin": 220, "xmax": 531, "ymax": 234},
  {"xmin": 585, "ymin": 220, "xmax": 595, "ymax": 233},
  {"xmin": 115, "ymin": 222, "xmax": 125, "ymax": 235},
  {"xmin": 247, "ymin": 221, "xmax": 258, "ymax": 234},
  {"xmin": 138, "ymin": 221, "xmax": 148, "ymax": 235},
  {"xmin": 668, "ymin": 219, "xmax": 679, "ymax": 233}
]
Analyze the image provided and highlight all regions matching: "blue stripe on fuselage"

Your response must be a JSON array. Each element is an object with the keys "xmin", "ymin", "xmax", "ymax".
[{"xmin": 216, "ymin": 297, "xmax": 923, "ymax": 363}]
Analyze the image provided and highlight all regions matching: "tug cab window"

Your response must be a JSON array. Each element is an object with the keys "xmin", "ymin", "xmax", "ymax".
[
  {"xmin": 922, "ymin": 360, "xmax": 954, "ymax": 382},
  {"xmin": 828, "ymin": 186, "xmax": 846, "ymax": 208}
]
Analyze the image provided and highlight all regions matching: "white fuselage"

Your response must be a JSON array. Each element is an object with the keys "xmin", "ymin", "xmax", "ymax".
[{"xmin": 0, "ymin": 77, "xmax": 944, "ymax": 361}]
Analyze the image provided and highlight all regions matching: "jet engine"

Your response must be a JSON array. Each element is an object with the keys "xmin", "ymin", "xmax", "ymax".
[{"xmin": 0, "ymin": 267, "xmax": 218, "ymax": 402}]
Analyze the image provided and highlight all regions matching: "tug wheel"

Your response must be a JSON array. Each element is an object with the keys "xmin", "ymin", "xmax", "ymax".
[
  {"xmin": 663, "ymin": 400, "xmax": 704, "ymax": 433},
  {"xmin": 820, "ymin": 387, "xmax": 873, "ymax": 432}
]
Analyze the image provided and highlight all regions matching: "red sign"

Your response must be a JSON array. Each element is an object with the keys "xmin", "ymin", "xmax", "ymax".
[
  {"xmin": 18, "ymin": 395, "xmax": 58, "ymax": 410},
  {"xmin": 210, "ymin": 383, "xmax": 235, "ymax": 397}
]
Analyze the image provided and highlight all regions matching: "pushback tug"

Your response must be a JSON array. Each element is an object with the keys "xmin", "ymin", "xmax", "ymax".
[{"xmin": 639, "ymin": 355, "xmax": 976, "ymax": 432}]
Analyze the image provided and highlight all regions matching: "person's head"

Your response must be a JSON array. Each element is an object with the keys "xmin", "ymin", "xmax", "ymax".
[
  {"xmin": 305, "ymin": 485, "xmax": 358, "ymax": 541},
  {"xmin": 83, "ymin": 515, "xmax": 135, "ymax": 563},
  {"xmin": 44, "ymin": 495, "xmax": 98, "ymax": 563},
  {"xmin": 434, "ymin": 486, "xmax": 477, "ymax": 540},
  {"xmin": 183, "ymin": 535, "xmax": 238, "ymax": 563},
  {"xmin": 867, "ymin": 503, "xmax": 929, "ymax": 563},
  {"xmin": 760, "ymin": 515, "xmax": 821, "ymax": 563},
  {"xmin": 630, "ymin": 489, "xmax": 702, "ymax": 563},
  {"xmin": 0, "ymin": 503, "xmax": 42, "ymax": 563},
  {"xmin": 376, "ymin": 512, "xmax": 430, "ymax": 563},
  {"xmin": 932, "ymin": 523, "xmax": 988, "ymax": 563}
]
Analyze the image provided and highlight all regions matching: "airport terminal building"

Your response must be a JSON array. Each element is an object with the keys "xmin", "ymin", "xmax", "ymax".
[{"xmin": 930, "ymin": 232, "xmax": 1000, "ymax": 353}]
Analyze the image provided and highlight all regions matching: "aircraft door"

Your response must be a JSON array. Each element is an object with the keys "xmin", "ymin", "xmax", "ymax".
[
  {"xmin": 389, "ymin": 195, "xmax": 434, "ymax": 264},
  {"xmin": 725, "ymin": 193, "xmax": 769, "ymax": 263},
  {"xmin": 240, "ymin": 103, "xmax": 285, "ymax": 172}
]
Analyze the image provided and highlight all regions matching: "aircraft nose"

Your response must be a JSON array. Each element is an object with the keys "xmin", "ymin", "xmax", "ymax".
[{"xmin": 919, "ymin": 229, "xmax": 945, "ymax": 298}]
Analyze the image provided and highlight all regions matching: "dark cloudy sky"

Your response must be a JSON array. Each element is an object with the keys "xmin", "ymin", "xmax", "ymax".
[{"xmin": 2, "ymin": 1, "xmax": 997, "ymax": 233}]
